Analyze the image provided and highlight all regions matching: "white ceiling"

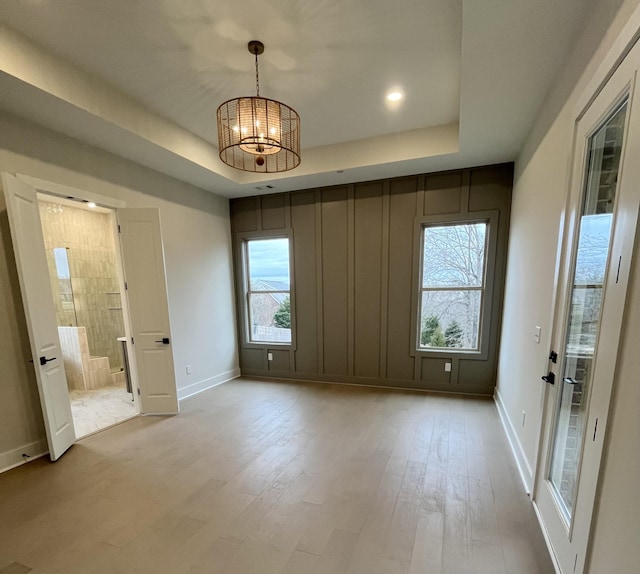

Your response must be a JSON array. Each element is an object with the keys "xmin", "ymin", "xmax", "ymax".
[{"xmin": 0, "ymin": 0, "xmax": 592, "ymax": 198}]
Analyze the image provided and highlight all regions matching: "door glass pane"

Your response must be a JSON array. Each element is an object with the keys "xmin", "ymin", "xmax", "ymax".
[
  {"xmin": 548, "ymin": 102, "xmax": 627, "ymax": 522},
  {"xmin": 52, "ymin": 247, "xmax": 78, "ymax": 325}
]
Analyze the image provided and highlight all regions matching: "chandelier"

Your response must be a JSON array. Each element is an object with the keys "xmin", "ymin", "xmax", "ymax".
[{"xmin": 217, "ymin": 41, "xmax": 301, "ymax": 173}]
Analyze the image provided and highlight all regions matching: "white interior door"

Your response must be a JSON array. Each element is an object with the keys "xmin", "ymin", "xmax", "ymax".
[
  {"xmin": 534, "ymin": 42, "xmax": 640, "ymax": 574},
  {"xmin": 118, "ymin": 208, "xmax": 179, "ymax": 414},
  {"xmin": 1, "ymin": 173, "xmax": 75, "ymax": 461}
]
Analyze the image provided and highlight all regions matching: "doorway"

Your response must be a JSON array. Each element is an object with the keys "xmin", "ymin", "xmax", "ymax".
[
  {"xmin": 533, "ymin": 39, "xmax": 640, "ymax": 574},
  {"xmin": 3, "ymin": 172, "xmax": 179, "ymax": 460},
  {"xmin": 37, "ymin": 195, "xmax": 139, "ymax": 437}
]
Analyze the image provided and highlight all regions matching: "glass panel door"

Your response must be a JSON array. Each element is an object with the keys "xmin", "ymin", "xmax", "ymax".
[{"xmin": 548, "ymin": 101, "xmax": 627, "ymax": 523}]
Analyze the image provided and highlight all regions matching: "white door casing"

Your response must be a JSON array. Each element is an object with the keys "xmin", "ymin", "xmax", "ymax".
[
  {"xmin": 533, "ymin": 42, "xmax": 640, "ymax": 574},
  {"xmin": 1, "ymin": 173, "xmax": 75, "ymax": 461},
  {"xmin": 117, "ymin": 208, "xmax": 179, "ymax": 414}
]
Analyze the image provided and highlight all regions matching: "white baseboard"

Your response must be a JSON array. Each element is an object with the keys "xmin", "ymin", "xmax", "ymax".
[
  {"xmin": 177, "ymin": 368, "xmax": 241, "ymax": 401},
  {"xmin": 494, "ymin": 389, "xmax": 534, "ymax": 494},
  {"xmin": 0, "ymin": 439, "xmax": 48, "ymax": 474}
]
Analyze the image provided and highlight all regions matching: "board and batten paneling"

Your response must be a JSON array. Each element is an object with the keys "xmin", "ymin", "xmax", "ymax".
[
  {"xmin": 321, "ymin": 186, "xmax": 350, "ymax": 376},
  {"xmin": 290, "ymin": 191, "xmax": 318, "ymax": 374},
  {"xmin": 230, "ymin": 164, "xmax": 513, "ymax": 394},
  {"xmin": 354, "ymin": 182, "xmax": 384, "ymax": 379},
  {"xmin": 386, "ymin": 177, "xmax": 420, "ymax": 382}
]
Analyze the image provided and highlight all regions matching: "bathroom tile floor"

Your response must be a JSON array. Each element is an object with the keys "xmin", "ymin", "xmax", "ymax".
[{"xmin": 69, "ymin": 383, "xmax": 138, "ymax": 438}]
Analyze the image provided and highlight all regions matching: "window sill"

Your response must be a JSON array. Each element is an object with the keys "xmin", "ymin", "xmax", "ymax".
[
  {"xmin": 243, "ymin": 341, "xmax": 294, "ymax": 349},
  {"xmin": 412, "ymin": 348, "xmax": 482, "ymax": 358}
]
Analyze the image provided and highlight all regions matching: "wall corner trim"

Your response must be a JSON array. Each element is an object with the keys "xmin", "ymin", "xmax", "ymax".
[
  {"xmin": 0, "ymin": 439, "xmax": 48, "ymax": 474},
  {"xmin": 177, "ymin": 368, "xmax": 241, "ymax": 401},
  {"xmin": 494, "ymin": 389, "xmax": 534, "ymax": 494}
]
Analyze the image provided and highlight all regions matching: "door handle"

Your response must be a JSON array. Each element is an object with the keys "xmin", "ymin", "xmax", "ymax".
[
  {"xmin": 541, "ymin": 371, "xmax": 555, "ymax": 385},
  {"xmin": 154, "ymin": 337, "xmax": 170, "ymax": 345},
  {"xmin": 39, "ymin": 356, "xmax": 57, "ymax": 366},
  {"xmin": 563, "ymin": 377, "xmax": 579, "ymax": 385}
]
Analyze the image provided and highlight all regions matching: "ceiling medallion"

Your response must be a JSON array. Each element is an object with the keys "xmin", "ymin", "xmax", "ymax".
[{"xmin": 217, "ymin": 41, "xmax": 301, "ymax": 173}]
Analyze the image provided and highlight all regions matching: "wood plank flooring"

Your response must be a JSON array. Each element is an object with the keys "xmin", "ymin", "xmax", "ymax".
[{"xmin": 0, "ymin": 378, "xmax": 554, "ymax": 574}]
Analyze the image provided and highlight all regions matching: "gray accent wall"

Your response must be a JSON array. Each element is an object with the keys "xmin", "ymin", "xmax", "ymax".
[{"xmin": 230, "ymin": 164, "xmax": 512, "ymax": 395}]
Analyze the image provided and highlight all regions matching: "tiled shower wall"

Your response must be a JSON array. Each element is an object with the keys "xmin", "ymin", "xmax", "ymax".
[{"xmin": 39, "ymin": 200, "xmax": 125, "ymax": 372}]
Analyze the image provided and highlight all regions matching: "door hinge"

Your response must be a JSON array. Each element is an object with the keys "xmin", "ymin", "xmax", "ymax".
[
  {"xmin": 124, "ymin": 281, "xmax": 128, "ymax": 291},
  {"xmin": 137, "ymin": 387, "xmax": 140, "ymax": 396},
  {"xmin": 131, "ymin": 336, "xmax": 134, "ymax": 345},
  {"xmin": 118, "ymin": 224, "xmax": 121, "ymax": 233}
]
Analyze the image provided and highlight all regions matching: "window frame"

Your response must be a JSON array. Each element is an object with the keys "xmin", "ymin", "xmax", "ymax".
[
  {"xmin": 236, "ymin": 230, "xmax": 296, "ymax": 349},
  {"xmin": 410, "ymin": 211, "xmax": 499, "ymax": 360}
]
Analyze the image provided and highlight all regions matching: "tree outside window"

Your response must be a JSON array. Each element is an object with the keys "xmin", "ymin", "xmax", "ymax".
[
  {"xmin": 273, "ymin": 296, "xmax": 291, "ymax": 329},
  {"xmin": 419, "ymin": 222, "xmax": 488, "ymax": 351}
]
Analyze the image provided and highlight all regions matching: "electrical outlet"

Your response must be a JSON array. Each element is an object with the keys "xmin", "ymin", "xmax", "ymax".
[
  {"xmin": 534, "ymin": 326, "xmax": 541, "ymax": 344},
  {"xmin": 268, "ymin": 352, "xmax": 273, "ymax": 361},
  {"xmin": 186, "ymin": 365, "xmax": 192, "ymax": 375},
  {"xmin": 522, "ymin": 410, "xmax": 526, "ymax": 427},
  {"xmin": 444, "ymin": 362, "xmax": 452, "ymax": 372}
]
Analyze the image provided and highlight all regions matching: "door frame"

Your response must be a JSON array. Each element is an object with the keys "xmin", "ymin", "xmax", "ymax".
[
  {"xmin": 17, "ymin": 174, "xmax": 145, "ymax": 419},
  {"xmin": 531, "ymin": 37, "xmax": 640, "ymax": 574}
]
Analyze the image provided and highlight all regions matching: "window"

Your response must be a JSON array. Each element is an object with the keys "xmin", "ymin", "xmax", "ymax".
[
  {"xmin": 244, "ymin": 237, "xmax": 292, "ymax": 344},
  {"xmin": 418, "ymin": 222, "xmax": 488, "ymax": 351}
]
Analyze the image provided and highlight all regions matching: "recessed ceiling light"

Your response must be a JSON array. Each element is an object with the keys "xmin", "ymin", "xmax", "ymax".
[
  {"xmin": 87, "ymin": 202, "xmax": 97, "ymax": 208},
  {"xmin": 386, "ymin": 91, "xmax": 403, "ymax": 102}
]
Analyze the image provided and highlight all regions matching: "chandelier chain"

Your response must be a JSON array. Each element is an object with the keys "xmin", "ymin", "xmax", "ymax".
[{"xmin": 255, "ymin": 52, "xmax": 260, "ymax": 97}]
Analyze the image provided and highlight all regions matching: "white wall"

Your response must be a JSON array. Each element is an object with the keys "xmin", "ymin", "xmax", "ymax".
[
  {"xmin": 496, "ymin": 0, "xmax": 636, "ymax": 489},
  {"xmin": 496, "ymin": 0, "xmax": 640, "ymax": 571},
  {"xmin": 0, "ymin": 111, "xmax": 239, "ymax": 471}
]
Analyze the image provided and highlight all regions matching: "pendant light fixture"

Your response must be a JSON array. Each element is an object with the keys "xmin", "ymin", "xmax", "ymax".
[{"xmin": 217, "ymin": 41, "xmax": 301, "ymax": 173}]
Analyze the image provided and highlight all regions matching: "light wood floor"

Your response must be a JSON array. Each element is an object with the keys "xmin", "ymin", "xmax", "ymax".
[{"xmin": 0, "ymin": 378, "xmax": 554, "ymax": 574}]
